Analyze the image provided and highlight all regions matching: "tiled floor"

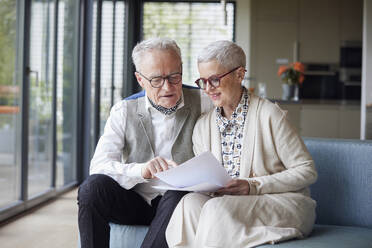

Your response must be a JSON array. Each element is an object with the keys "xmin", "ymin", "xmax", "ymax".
[
  {"xmin": 0, "ymin": 188, "xmax": 78, "ymax": 248},
  {"xmin": 0, "ymin": 155, "xmax": 67, "ymax": 208}
]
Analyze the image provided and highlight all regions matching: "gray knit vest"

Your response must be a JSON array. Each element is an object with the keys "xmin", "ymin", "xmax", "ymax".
[{"xmin": 123, "ymin": 87, "xmax": 201, "ymax": 164}]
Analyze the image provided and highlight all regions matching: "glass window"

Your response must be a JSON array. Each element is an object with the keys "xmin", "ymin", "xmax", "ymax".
[
  {"xmin": 1, "ymin": 0, "xmax": 80, "ymax": 220},
  {"xmin": 113, "ymin": 1, "xmax": 125, "ymax": 104},
  {"xmin": 99, "ymin": 1, "xmax": 126, "ymax": 135},
  {"xmin": 28, "ymin": 0, "xmax": 55, "ymax": 197},
  {"xmin": 100, "ymin": 1, "xmax": 114, "ymax": 134},
  {"xmin": 0, "ymin": 0, "xmax": 21, "ymax": 208},
  {"xmin": 56, "ymin": 0, "xmax": 79, "ymax": 188},
  {"xmin": 143, "ymin": 1, "xmax": 235, "ymax": 86},
  {"xmin": 100, "ymin": 1, "xmax": 113, "ymax": 135},
  {"xmin": 91, "ymin": 0, "xmax": 98, "ymax": 156}
]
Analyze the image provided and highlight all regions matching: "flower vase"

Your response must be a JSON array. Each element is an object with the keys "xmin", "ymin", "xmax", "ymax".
[
  {"xmin": 292, "ymin": 84, "xmax": 300, "ymax": 101},
  {"xmin": 281, "ymin": 84, "xmax": 294, "ymax": 100}
]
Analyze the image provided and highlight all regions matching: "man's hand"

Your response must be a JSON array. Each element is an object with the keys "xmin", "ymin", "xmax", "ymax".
[
  {"xmin": 215, "ymin": 179, "xmax": 250, "ymax": 196},
  {"xmin": 141, "ymin": 157, "xmax": 178, "ymax": 179}
]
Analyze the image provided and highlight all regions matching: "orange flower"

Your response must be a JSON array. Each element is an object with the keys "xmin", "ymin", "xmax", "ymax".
[
  {"xmin": 299, "ymin": 74, "xmax": 305, "ymax": 84},
  {"xmin": 277, "ymin": 66, "xmax": 288, "ymax": 76},
  {"xmin": 293, "ymin": 62, "xmax": 305, "ymax": 74},
  {"xmin": 277, "ymin": 62, "xmax": 305, "ymax": 85}
]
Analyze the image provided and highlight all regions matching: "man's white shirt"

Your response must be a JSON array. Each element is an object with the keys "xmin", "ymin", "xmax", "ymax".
[{"xmin": 90, "ymin": 91, "xmax": 212, "ymax": 204}]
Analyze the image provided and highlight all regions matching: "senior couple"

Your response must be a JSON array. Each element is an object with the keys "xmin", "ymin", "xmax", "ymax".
[{"xmin": 78, "ymin": 37, "xmax": 317, "ymax": 248}]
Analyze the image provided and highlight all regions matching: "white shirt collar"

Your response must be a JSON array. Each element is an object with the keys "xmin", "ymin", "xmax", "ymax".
[{"xmin": 145, "ymin": 91, "xmax": 185, "ymax": 113}]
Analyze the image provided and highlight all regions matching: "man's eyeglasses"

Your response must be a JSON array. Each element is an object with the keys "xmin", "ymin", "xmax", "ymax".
[
  {"xmin": 195, "ymin": 66, "xmax": 241, "ymax": 90},
  {"xmin": 137, "ymin": 71, "xmax": 182, "ymax": 88}
]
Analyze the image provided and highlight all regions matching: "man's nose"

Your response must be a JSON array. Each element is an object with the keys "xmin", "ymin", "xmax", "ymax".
[{"xmin": 161, "ymin": 78, "xmax": 172, "ymax": 90}]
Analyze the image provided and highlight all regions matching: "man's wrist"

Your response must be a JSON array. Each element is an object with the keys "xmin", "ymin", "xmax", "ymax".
[{"xmin": 127, "ymin": 162, "xmax": 146, "ymax": 180}]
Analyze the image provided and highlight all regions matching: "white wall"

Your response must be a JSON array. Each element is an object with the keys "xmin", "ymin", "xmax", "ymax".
[
  {"xmin": 235, "ymin": 0, "xmax": 364, "ymax": 99},
  {"xmin": 361, "ymin": 0, "xmax": 372, "ymax": 139},
  {"xmin": 234, "ymin": 0, "xmax": 371, "ymax": 140},
  {"xmin": 235, "ymin": 0, "xmax": 252, "ymax": 76}
]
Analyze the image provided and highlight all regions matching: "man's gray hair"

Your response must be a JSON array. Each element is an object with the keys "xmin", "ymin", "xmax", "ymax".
[
  {"xmin": 132, "ymin": 37, "xmax": 182, "ymax": 71},
  {"xmin": 197, "ymin": 40, "xmax": 246, "ymax": 69}
]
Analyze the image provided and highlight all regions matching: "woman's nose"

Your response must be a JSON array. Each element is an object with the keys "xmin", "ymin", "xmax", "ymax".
[{"xmin": 204, "ymin": 81, "xmax": 212, "ymax": 92}]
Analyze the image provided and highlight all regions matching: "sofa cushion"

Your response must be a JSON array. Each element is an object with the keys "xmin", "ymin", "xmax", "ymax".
[
  {"xmin": 259, "ymin": 225, "xmax": 372, "ymax": 248},
  {"xmin": 109, "ymin": 224, "xmax": 148, "ymax": 248},
  {"xmin": 78, "ymin": 224, "xmax": 148, "ymax": 248},
  {"xmin": 108, "ymin": 224, "xmax": 372, "ymax": 248},
  {"xmin": 304, "ymin": 138, "xmax": 372, "ymax": 228}
]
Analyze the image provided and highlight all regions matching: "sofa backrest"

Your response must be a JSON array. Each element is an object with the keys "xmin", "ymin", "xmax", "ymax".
[{"xmin": 304, "ymin": 138, "xmax": 372, "ymax": 228}]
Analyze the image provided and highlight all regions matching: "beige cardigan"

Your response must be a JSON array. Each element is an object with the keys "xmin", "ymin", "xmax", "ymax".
[
  {"xmin": 193, "ymin": 93, "xmax": 317, "ymax": 196},
  {"xmin": 169, "ymin": 93, "xmax": 318, "ymax": 247}
]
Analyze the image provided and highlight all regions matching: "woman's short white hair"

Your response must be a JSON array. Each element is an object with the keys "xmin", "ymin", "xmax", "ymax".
[
  {"xmin": 132, "ymin": 37, "xmax": 182, "ymax": 71},
  {"xmin": 197, "ymin": 40, "xmax": 246, "ymax": 69}
]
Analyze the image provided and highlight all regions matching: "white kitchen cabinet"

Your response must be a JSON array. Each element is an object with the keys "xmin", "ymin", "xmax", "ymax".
[
  {"xmin": 298, "ymin": 0, "xmax": 340, "ymax": 63},
  {"xmin": 300, "ymin": 104, "xmax": 340, "ymax": 138},
  {"xmin": 256, "ymin": 0, "xmax": 298, "ymax": 22},
  {"xmin": 251, "ymin": 0, "xmax": 299, "ymax": 99},
  {"xmin": 339, "ymin": 105, "xmax": 361, "ymax": 139},
  {"xmin": 340, "ymin": 0, "xmax": 363, "ymax": 41},
  {"xmin": 255, "ymin": 21, "xmax": 298, "ymax": 98},
  {"xmin": 277, "ymin": 101, "xmax": 360, "ymax": 139}
]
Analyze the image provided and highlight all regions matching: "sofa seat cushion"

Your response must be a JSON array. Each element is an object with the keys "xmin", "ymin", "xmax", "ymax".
[
  {"xmin": 259, "ymin": 225, "xmax": 372, "ymax": 248},
  {"xmin": 109, "ymin": 224, "xmax": 148, "ymax": 248},
  {"xmin": 107, "ymin": 224, "xmax": 372, "ymax": 248}
]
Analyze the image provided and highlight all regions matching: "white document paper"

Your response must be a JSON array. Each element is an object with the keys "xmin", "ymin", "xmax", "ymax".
[
  {"xmin": 152, "ymin": 182, "xmax": 223, "ymax": 192},
  {"xmin": 152, "ymin": 152, "xmax": 232, "ymax": 192}
]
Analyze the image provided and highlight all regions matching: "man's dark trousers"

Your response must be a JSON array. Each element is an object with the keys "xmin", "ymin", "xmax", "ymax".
[{"xmin": 78, "ymin": 174, "xmax": 187, "ymax": 248}]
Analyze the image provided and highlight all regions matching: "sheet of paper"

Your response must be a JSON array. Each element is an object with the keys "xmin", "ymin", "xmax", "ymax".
[
  {"xmin": 152, "ymin": 182, "xmax": 222, "ymax": 192},
  {"xmin": 153, "ymin": 151, "xmax": 231, "ymax": 191}
]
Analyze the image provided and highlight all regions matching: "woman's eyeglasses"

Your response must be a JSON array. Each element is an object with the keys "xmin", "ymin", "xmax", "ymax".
[{"xmin": 195, "ymin": 67, "xmax": 241, "ymax": 90}]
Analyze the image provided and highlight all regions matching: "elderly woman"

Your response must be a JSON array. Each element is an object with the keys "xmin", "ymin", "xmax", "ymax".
[{"xmin": 165, "ymin": 40, "xmax": 318, "ymax": 248}]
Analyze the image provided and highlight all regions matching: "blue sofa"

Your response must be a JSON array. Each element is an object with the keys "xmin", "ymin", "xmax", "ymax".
[{"xmin": 82, "ymin": 138, "xmax": 372, "ymax": 247}]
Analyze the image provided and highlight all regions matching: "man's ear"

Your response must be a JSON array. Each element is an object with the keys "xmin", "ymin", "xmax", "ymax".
[{"xmin": 135, "ymin": 72, "xmax": 145, "ymax": 88}]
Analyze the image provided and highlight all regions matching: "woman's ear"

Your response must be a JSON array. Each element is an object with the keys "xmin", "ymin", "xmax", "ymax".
[{"xmin": 237, "ymin": 67, "xmax": 246, "ymax": 81}]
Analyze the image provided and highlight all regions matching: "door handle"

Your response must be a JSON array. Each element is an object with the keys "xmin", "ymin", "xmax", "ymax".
[{"xmin": 26, "ymin": 67, "xmax": 39, "ymax": 86}]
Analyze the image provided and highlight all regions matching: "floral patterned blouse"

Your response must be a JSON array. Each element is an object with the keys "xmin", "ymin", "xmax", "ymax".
[{"xmin": 215, "ymin": 88, "xmax": 250, "ymax": 178}]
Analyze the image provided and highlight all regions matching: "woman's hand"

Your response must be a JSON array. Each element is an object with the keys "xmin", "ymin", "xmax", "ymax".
[{"xmin": 215, "ymin": 179, "xmax": 250, "ymax": 195}]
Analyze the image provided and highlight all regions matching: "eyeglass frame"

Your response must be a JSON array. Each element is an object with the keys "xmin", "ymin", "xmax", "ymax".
[
  {"xmin": 194, "ymin": 66, "xmax": 243, "ymax": 90},
  {"xmin": 136, "ymin": 71, "xmax": 183, "ymax": 88}
]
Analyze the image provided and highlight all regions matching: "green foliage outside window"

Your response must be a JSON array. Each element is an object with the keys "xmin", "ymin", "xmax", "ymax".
[
  {"xmin": 0, "ymin": 0, "xmax": 17, "ymax": 106},
  {"xmin": 143, "ymin": 2, "xmax": 234, "ymax": 85}
]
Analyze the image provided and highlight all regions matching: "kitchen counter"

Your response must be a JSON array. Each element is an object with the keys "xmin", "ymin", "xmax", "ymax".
[
  {"xmin": 270, "ymin": 99, "xmax": 361, "ymax": 106},
  {"xmin": 268, "ymin": 99, "xmax": 361, "ymax": 139}
]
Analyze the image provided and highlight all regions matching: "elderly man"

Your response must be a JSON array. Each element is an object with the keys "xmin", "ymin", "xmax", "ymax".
[{"xmin": 78, "ymin": 38, "xmax": 211, "ymax": 248}]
